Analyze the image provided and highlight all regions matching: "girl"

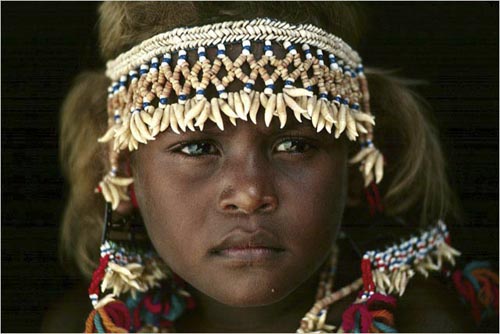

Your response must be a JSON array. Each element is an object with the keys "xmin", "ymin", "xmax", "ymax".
[{"xmin": 56, "ymin": 2, "xmax": 497, "ymax": 332}]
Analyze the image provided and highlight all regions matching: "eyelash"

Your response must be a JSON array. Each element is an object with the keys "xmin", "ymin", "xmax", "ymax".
[{"xmin": 172, "ymin": 137, "xmax": 314, "ymax": 158}]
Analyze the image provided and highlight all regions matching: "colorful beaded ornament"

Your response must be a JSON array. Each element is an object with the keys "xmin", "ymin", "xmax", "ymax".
[{"xmin": 96, "ymin": 18, "xmax": 384, "ymax": 210}]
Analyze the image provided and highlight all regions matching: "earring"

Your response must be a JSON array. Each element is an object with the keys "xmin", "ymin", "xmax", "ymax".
[{"xmin": 85, "ymin": 203, "xmax": 195, "ymax": 333}]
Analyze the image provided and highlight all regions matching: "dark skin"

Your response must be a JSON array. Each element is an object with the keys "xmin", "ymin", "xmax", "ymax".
[{"xmin": 133, "ymin": 110, "xmax": 348, "ymax": 332}]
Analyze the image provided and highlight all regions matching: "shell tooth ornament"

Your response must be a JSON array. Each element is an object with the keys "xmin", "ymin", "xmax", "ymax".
[
  {"xmin": 210, "ymin": 97, "xmax": 225, "ymax": 131},
  {"xmin": 351, "ymin": 111, "xmax": 375, "ymax": 125},
  {"xmin": 374, "ymin": 153, "xmax": 384, "ymax": 184},
  {"xmin": 219, "ymin": 98, "xmax": 239, "ymax": 119},
  {"xmin": 259, "ymin": 92, "xmax": 269, "ymax": 109},
  {"xmin": 283, "ymin": 87, "xmax": 313, "ymax": 98},
  {"xmin": 139, "ymin": 110, "xmax": 153, "ymax": 127},
  {"xmin": 174, "ymin": 104, "xmax": 187, "ymax": 132},
  {"xmin": 195, "ymin": 100, "xmax": 211, "ymax": 128},
  {"xmin": 316, "ymin": 114, "xmax": 326, "ymax": 133},
  {"xmin": 307, "ymin": 95, "xmax": 316, "ymax": 117},
  {"xmin": 249, "ymin": 91, "xmax": 261, "ymax": 124},
  {"xmin": 311, "ymin": 98, "xmax": 322, "ymax": 128},
  {"xmin": 345, "ymin": 109, "xmax": 358, "ymax": 141},
  {"xmin": 334, "ymin": 102, "xmax": 347, "ymax": 139},
  {"xmin": 184, "ymin": 99, "xmax": 206, "ymax": 123},
  {"xmin": 160, "ymin": 105, "xmax": 171, "ymax": 132},
  {"xmin": 98, "ymin": 125, "xmax": 117, "ymax": 143},
  {"xmin": 169, "ymin": 108, "xmax": 181, "ymax": 134},
  {"xmin": 234, "ymin": 91, "xmax": 247, "ymax": 121},
  {"xmin": 276, "ymin": 93, "xmax": 287, "ymax": 129},
  {"xmin": 349, "ymin": 146, "xmax": 375, "ymax": 164},
  {"xmin": 284, "ymin": 93, "xmax": 307, "ymax": 118},
  {"xmin": 363, "ymin": 151, "xmax": 379, "ymax": 176},
  {"xmin": 240, "ymin": 90, "xmax": 251, "ymax": 116},
  {"xmin": 264, "ymin": 94, "xmax": 277, "ymax": 127}
]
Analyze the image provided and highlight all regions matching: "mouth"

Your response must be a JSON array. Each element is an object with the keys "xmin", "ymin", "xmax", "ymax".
[{"xmin": 210, "ymin": 230, "xmax": 285, "ymax": 264}]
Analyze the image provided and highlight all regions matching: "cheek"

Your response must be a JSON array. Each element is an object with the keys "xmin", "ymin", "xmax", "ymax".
[
  {"xmin": 132, "ymin": 150, "xmax": 213, "ymax": 273},
  {"xmin": 279, "ymin": 153, "xmax": 347, "ymax": 269}
]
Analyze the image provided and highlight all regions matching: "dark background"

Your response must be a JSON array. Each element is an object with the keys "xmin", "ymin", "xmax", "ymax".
[{"xmin": 2, "ymin": 2, "xmax": 498, "ymax": 332}]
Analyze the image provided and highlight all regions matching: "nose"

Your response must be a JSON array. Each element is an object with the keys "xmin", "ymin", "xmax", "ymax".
[
  {"xmin": 219, "ymin": 186, "xmax": 279, "ymax": 215},
  {"xmin": 217, "ymin": 158, "xmax": 278, "ymax": 216}
]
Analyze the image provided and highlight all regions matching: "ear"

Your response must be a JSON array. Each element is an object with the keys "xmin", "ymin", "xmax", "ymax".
[{"xmin": 346, "ymin": 163, "xmax": 365, "ymax": 208}]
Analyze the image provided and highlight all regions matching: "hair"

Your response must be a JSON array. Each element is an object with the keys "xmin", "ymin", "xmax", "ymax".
[{"xmin": 59, "ymin": 2, "xmax": 459, "ymax": 279}]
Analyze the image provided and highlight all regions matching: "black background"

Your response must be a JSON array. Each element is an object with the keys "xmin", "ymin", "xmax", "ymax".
[{"xmin": 2, "ymin": 2, "xmax": 498, "ymax": 332}]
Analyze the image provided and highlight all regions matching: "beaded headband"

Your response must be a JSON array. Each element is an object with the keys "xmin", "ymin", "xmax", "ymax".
[{"xmin": 97, "ymin": 18, "xmax": 384, "ymax": 210}]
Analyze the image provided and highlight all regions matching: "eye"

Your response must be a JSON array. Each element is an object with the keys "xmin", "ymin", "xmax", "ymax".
[
  {"xmin": 275, "ymin": 138, "xmax": 312, "ymax": 154},
  {"xmin": 177, "ymin": 141, "xmax": 218, "ymax": 156}
]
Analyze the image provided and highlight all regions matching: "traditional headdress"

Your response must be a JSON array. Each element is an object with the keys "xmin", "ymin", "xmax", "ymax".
[
  {"xmin": 96, "ymin": 18, "xmax": 384, "ymax": 210},
  {"xmin": 85, "ymin": 17, "xmax": 499, "ymax": 334}
]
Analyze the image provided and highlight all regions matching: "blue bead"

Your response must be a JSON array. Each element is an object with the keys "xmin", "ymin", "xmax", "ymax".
[
  {"xmin": 198, "ymin": 52, "xmax": 206, "ymax": 57},
  {"xmin": 140, "ymin": 69, "xmax": 148, "ymax": 75},
  {"xmin": 162, "ymin": 57, "xmax": 171, "ymax": 64},
  {"xmin": 351, "ymin": 103, "xmax": 360, "ymax": 110},
  {"xmin": 334, "ymin": 96, "xmax": 341, "ymax": 103},
  {"xmin": 142, "ymin": 102, "xmax": 150, "ymax": 108},
  {"xmin": 196, "ymin": 89, "xmax": 204, "ymax": 95},
  {"xmin": 159, "ymin": 98, "xmax": 168, "ymax": 104},
  {"xmin": 217, "ymin": 50, "xmax": 225, "ymax": 55},
  {"xmin": 178, "ymin": 95, "xmax": 187, "ymax": 101},
  {"xmin": 244, "ymin": 82, "xmax": 254, "ymax": 89},
  {"xmin": 264, "ymin": 45, "xmax": 272, "ymax": 51},
  {"xmin": 286, "ymin": 44, "xmax": 295, "ymax": 51},
  {"xmin": 306, "ymin": 86, "xmax": 313, "ymax": 92},
  {"xmin": 319, "ymin": 93, "xmax": 328, "ymax": 99},
  {"xmin": 114, "ymin": 115, "xmax": 121, "ymax": 120},
  {"xmin": 266, "ymin": 84, "xmax": 275, "ymax": 90},
  {"xmin": 284, "ymin": 80, "xmax": 293, "ymax": 86}
]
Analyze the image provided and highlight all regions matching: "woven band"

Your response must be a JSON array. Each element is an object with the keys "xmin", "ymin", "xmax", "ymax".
[{"xmin": 106, "ymin": 18, "xmax": 362, "ymax": 81}]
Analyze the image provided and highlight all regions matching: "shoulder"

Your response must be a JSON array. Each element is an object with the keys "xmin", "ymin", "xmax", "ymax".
[
  {"xmin": 395, "ymin": 274, "xmax": 475, "ymax": 332},
  {"xmin": 41, "ymin": 281, "xmax": 92, "ymax": 333}
]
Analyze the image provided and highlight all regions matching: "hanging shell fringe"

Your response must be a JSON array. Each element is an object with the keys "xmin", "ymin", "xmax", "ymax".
[
  {"xmin": 97, "ymin": 176, "xmax": 134, "ymax": 210},
  {"xmin": 365, "ymin": 220, "xmax": 460, "ymax": 297},
  {"xmin": 99, "ymin": 88, "xmax": 381, "ymax": 209},
  {"xmin": 91, "ymin": 241, "xmax": 170, "ymax": 310}
]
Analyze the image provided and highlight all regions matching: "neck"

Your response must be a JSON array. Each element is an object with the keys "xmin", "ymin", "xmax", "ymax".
[{"xmin": 177, "ymin": 270, "xmax": 321, "ymax": 332}]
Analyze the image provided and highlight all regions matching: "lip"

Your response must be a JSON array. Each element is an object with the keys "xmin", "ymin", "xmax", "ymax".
[{"xmin": 210, "ymin": 230, "xmax": 285, "ymax": 264}]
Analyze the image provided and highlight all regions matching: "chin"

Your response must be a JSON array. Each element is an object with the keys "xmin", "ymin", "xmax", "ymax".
[{"xmin": 216, "ymin": 286, "xmax": 288, "ymax": 307}]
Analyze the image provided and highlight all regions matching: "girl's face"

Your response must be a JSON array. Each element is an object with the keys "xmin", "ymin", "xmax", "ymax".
[{"xmin": 134, "ymin": 111, "xmax": 348, "ymax": 307}]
